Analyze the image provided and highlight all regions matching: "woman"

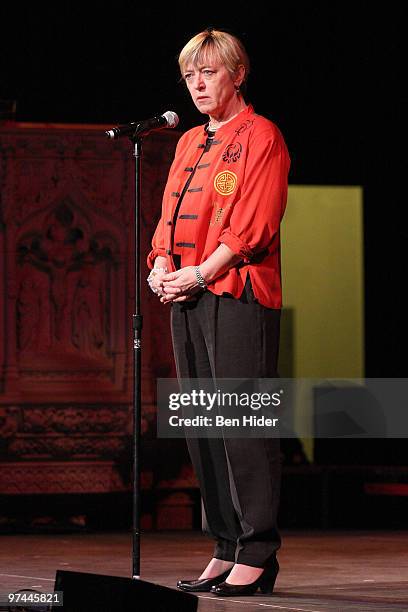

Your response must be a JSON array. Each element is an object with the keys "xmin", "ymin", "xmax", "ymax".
[{"xmin": 147, "ymin": 28, "xmax": 290, "ymax": 597}]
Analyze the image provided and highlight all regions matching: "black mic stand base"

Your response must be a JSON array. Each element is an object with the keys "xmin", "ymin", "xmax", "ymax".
[{"xmin": 52, "ymin": 570, "xmax": 198, "ymax": 611}]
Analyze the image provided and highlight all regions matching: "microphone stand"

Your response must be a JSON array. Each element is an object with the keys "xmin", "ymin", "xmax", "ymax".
[
  {"xmin": 131, "ymin": 135, "xmax": 143, "ymax": 580},
  {"xmin": 51, "ymin": 129, "xmax": 197, "ymax": 612}
]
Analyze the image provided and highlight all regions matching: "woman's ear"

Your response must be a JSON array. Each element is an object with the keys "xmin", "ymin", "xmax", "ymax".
[{"xmin": 234, "ymin": 63, "xmax": 246, "ymax": 88}]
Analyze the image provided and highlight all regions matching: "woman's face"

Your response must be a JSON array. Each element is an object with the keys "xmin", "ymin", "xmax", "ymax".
[{"xmin": 183, "ymin": 58, "xmax": 241, "ymax": 119}]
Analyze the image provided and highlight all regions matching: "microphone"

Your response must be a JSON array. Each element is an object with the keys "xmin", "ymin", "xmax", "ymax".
[{"xmin": 105, "ymin": 111, "xmax": 179, "ymax": 139}]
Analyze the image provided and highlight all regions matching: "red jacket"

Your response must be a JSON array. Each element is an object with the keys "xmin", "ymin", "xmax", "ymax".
[{"xmin": 147, "ymin": 104, "xmax": 290, "ymax": 308}]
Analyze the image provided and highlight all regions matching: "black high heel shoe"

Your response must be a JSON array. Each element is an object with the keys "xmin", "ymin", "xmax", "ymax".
[
  {"xmin": 210, "ymin": 557, "xmax": 279, "ymax": 597},
  {"xmin": 177, "ymin": 568, "xmax": 232, "ymax": 592}
]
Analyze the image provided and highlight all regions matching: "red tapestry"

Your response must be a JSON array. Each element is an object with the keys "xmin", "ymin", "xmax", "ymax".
[{"xmin": 0, "ymin": 122, "xmax": 183, "ymax": 497}]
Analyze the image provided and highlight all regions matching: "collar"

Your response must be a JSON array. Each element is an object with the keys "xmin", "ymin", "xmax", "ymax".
[{"xmin": 202, "ymin": 104, "xmax": 254, "ymax": 135}]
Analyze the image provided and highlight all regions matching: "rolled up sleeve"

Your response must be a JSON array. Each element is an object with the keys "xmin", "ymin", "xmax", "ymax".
[{"xmin": 146, "ymin": 217, "xmax": 166, "ymax": 269}]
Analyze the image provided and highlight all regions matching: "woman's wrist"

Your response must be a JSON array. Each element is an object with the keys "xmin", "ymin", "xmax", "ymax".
[
  {"xmin": 154, "ymin": 255, "xmax": 168, "ymax": 269},
  {"xmin": 199, "ymin": 244, "xmax": 241, "ymax": 284},
  {"xmin": 194, "ymin": 266, "xmax": 208, "ymax": 290},
  {"xmin": 198, "ymin": 260, "xmax": 214, "ymax": 283}
]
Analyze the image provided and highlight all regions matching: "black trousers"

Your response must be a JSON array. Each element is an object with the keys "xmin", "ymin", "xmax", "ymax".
[{"xmin": 170, "ymin": 279, "xmax": 282, "ymax": 567}]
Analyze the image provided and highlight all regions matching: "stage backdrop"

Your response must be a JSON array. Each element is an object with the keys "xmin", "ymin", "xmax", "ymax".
[{"xmin": 0, "ymin": 122, "xmax": 179, "ymax": 508}]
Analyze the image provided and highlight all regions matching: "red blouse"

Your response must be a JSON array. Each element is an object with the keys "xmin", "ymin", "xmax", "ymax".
[{"xmin": 147, "ymin": 104, "xmax": 290, "ymax": 308}]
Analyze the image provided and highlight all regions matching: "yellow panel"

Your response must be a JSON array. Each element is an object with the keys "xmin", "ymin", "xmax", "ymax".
[{"xmin": 280, "ymin": 186, "xmax": 364, "ymax": 458}]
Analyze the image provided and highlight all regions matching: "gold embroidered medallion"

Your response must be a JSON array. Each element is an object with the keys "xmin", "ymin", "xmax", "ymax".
[{"xmin": 214, "ymin": 170, "xmax": 238, "ymax": 196}]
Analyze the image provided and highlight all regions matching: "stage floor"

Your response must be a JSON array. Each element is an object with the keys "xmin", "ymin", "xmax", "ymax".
[{"xmin": 1, "ymin": 530, "xmax": 407, "ymax": 611}]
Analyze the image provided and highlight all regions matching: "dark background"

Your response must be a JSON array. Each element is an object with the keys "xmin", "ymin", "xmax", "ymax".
[{"xmin": 0, "ymin": 1, "xmax": 405, "ymax": 375}]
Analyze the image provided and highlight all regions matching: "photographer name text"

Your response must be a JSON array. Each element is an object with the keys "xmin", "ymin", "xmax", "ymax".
[{"xmin": 168, "ymin": 415, "xmax": 279, "ymax": 427}]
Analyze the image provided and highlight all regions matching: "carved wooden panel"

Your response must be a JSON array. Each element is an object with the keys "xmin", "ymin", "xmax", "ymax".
[{"xmin": 0, "ymin": 123, "xmax": 179, "ymax": 495}]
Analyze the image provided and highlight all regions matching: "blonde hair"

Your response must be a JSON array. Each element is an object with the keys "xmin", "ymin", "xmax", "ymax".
[{"xmin": 178, "ymin": 29, "xmax": 250, "ymax": 87}]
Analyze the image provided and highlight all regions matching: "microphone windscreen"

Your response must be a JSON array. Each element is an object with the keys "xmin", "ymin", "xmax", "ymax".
[{"xmin": 163, "ymin": 111, "xmax": 179, "ymax": 128}]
